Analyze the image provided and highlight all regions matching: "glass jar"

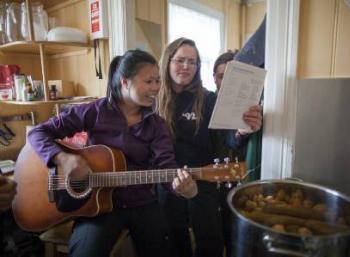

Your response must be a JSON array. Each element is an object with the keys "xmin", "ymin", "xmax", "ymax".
[
  {"xmin": 20, "ymin": 2, "xmax": 29, "ymax": 40},
  {"xmin": 0, "ymin": 2, "xmax": 8, "ymax": 44},
  {"xmin": 5, "ymin": 2, "xmax": 23, "ymax": 42},
  {"xmin": 31, "ymin": 2, "xmax": 48, "ymax": 41}
]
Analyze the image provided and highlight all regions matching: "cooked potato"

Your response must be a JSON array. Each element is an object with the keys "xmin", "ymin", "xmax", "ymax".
[
  {"xmin": 271, "ymin": 224, "xmax": 286, "ymax": 233},
  {"xmin": 285, "ymin": 224, "xmax": 300, "ymax": 233},
  {"xmin": 298, "ymin": 227, "xmax": 313, "ymax": 236},
  {"xmin": 237, "ymin": 195, "xmax": 249, "ymax": 207},
  {"xmin": 258, "ymin": 201, "xmax": 266, "ymax": 208},
  {"xmin": 257, "ymin": 193, "xmax": 264, "ymax": 201},
  {"xmin": 313, "ymin": 203, "xmax": 327, "ymax": 213},
  {"xmin": 276, "ymin": 189, "xmax": 287, "ymax": 201},
  {"xmin": 289, "ymin": 197, "xmax": 302, "ymax": 207},
  {"xmin": 245, "ymin": 200, "xmax": 258, "ymax": 211},
  {"xmin": 302, "ymin": 199, "xmax": 313, "ymax": 208},
  {"xmin": 292, "ymin": 189, "xmax": 304, "ymax": 199}
]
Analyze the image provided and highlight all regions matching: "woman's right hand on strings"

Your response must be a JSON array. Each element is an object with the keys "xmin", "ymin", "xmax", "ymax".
[{"xmin": 53, "ymin": 152, "xmax": 92, "ymax": 181}]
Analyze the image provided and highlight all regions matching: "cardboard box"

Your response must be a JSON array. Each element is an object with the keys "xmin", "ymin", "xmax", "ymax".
[{"xmin": 48, "ymin": 80, "xmax": 75, "ymax": 98}]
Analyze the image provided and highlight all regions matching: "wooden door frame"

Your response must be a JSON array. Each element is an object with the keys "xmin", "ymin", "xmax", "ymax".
[
  {"xmin": 261, "ymin": 0, "xmax": 300, "ymax": 179},
  {"xmin": 108, "ymin": 0, "xmax": 135, "ymax": 57}
]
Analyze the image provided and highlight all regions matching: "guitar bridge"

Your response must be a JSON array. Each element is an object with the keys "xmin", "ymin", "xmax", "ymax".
[{"xmin": 48, "ymin": 167, "xmax": 57, "ymax": 203}]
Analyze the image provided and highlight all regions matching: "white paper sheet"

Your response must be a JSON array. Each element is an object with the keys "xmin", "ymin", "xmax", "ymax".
[{"xmin": 209, "ymin": 60, "xmax": 266, "ymax": 129}]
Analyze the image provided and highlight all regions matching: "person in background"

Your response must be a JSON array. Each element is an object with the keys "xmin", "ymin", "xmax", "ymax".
[
  {"xmin": 27, "ymin": 49, "xmax": 197, "ymax": 257},
  {"xmin": 156, "ymin": 38, "xmax": 262, "ymax": 257},
  {"xmin": 213, "ymin": 50, "xmax": 238, "ymax": 91},
  {"xmin": 0, "ymin": 174, "xmax": 17, "ymax": 213},
  {"xmin": 213, "ymin": 49, "xmax": 255, "ymax": 257}
]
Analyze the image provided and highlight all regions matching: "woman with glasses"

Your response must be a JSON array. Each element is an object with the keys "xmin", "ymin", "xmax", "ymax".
[{"xmin": 156, "ymin": 38, "xmax": 262, "ymax": 257}]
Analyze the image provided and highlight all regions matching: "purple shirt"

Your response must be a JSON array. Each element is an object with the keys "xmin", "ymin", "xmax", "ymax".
[{"xmin": 28, "ymin": 98, "xmax": 178, "ymax": 208}]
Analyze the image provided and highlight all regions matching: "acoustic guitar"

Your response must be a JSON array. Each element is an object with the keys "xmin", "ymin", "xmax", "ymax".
[{"xmin": 12, "ymin": 141, "xmax": 245, "ymax": 232}]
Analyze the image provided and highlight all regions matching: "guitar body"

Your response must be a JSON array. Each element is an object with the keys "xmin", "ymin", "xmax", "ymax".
[{"xmin": 12, "ymin": 142, "xmax": 126, "ymax": 232}]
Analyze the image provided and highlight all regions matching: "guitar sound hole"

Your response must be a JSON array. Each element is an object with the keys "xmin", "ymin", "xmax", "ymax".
[{"xmin": 69, "ymin": 178, "xmax": 89, "ymax": 193}]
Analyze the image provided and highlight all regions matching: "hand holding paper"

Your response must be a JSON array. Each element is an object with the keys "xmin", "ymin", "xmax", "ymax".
[{"xmin": 209, "ymin": 61, "xmax": 266, "ymax": 130}]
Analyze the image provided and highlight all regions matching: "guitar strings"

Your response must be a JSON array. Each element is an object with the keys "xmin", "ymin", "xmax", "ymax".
[{"xmin": 48, "ymin": 171, "xmax": 181, "ymax": 190}]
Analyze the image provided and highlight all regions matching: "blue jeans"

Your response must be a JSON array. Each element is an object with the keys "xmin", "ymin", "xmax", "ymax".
[
  {"xmin": 69, "ymin": 201, "xmax": 175, "ymax": 257},
  {"xmin": 158, "ymin": 181, "xmax": 224, "ymax": 257}
]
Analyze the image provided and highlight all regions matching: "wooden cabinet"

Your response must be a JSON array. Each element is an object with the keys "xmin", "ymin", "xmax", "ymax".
[
  {"xmin": 0, "ymin": 0, "xmax": 91, "ymax": 101},
  {"xmin": 135, "ymin": 0, "xmax": 163, "ymax": 24},
  {"xmin": 0, "ymin": 41, "xmax": 91, "ymax": 101},
  {"xmin": 0, "ymin": 0, "xmax": 107, "ymax": 102},
  {"xmin": 298, "ymin": 0, "xmax": 350, "ymax": 78},
  {"xmin": 134, "ymin": 0, "xmax": 167, "ymax": 60}
]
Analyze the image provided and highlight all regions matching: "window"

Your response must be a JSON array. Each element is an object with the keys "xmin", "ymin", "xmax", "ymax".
[{"xmin": 168, "ymin": 0, "xmax": 224, "ymax": 91}]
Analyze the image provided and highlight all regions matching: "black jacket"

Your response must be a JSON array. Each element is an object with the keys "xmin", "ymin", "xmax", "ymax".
[{"xmin": 173, "ymin": 90, "xmax": 248, "ymax": 168}]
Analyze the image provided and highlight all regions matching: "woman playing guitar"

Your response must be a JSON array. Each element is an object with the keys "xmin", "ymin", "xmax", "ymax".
[{"xmin": 26, "ymin": 50, "xmax": 197, "ymax": 257}]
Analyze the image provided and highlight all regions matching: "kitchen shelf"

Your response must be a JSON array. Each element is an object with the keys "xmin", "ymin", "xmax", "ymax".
[
  {"xmin": 0, "ymin": 41, "xmax": 91, "ymax": 55},
  {"xmin": 1, "ymin": 0, "xmax": 94, "ymax": 102},
  {"xmin": 2, "ymin": 96, "xmax": 98, "ymax": 105}
]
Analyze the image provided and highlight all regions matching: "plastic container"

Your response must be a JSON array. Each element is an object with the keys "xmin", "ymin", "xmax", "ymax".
[
  {"xmin": 47, "ymin": 27, "xmax": 88, "ymax": 43},
  {"xmin": 14, "ymin": 74, "xmax": 26, "ymax": 101}
]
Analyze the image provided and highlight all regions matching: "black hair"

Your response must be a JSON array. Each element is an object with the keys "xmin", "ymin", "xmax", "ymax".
[
  {"xmin": 107, "ymin": 49, "xmax": 158, "ymax": 104},
  {"xmin": 213, "ymin": 49, "xmax": 238, "ymax": 75}
]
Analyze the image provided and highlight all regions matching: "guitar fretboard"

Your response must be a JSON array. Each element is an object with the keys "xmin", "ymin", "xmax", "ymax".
[{"xmin": 89, "ymin": 168, "xmax": 202, "ymax": 187}]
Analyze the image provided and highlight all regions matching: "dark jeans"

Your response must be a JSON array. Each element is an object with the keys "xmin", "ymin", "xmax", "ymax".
[
  {"xmin": 218, "ymin": 185, "xmax": 235, "ymax": 257},
  {"xmin": 69, "ymin": 201, "xmax": 175, "ymax": 257},
  {"xmin": 158, "ymin": 182, "xmax": 224, "ymax": 257}
]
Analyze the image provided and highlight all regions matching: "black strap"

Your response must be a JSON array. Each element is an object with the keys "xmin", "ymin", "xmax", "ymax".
[
  {"xmin": 3, "ymin": 123, "xmax": 15, "ymax": 137},
  {"xmin": 94, "ymin": 39, "xmax": 103, "ymax": 79}
]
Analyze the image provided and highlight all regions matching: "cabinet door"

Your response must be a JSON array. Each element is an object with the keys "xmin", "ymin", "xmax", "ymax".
[
  {"xmin": 149, "ymin": 0, "xmax": 161, "ymax": 24},
  {"xmin": 334, "ymin": 1, "xmax": 350, "ymax": 76},
  {"xmin": 136, "ymin": 0, "xmax": 149, "ymax": 21},
  {"xmin": 135, "ymin": 0, "xmax": 162, "ymax": 24},
  {"xmin": 298, "ymin": 0, "xmax": 336, "ymax": 78}
]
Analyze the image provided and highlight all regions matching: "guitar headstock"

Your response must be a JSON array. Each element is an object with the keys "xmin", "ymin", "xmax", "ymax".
[{"xmin": 198, "ymin": 162, "xmax": 246, "ymax": 183}]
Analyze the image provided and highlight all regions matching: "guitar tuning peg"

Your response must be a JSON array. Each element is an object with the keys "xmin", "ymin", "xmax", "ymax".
[
  {"xmin": 216, "ymin": 182, "xmax": 221, "ymax": 189},
  {"xmin": 225, "ymin": 182, "xmax": 232, "ymax": 189},
  {"xmin": 213, "ymin": 158, "xmax": 220, "ymax": 168},
  {"xmin": 224, "ymin": 157, "xmax": 230, "ymax": 167},
  {"xmin": 234, "ymin": 157, "xmax": 240, "ymax": 169}
]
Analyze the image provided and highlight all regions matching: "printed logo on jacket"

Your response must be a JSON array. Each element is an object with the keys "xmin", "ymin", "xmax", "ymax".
[{"xmin": 182, "ymin": 112, "xmax": 197, "ymax": 120}]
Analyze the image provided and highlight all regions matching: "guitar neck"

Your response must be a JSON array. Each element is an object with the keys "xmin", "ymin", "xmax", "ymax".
[{"xmin": 89, "ymin": 168, "xmax": 202, "ymax": 187}]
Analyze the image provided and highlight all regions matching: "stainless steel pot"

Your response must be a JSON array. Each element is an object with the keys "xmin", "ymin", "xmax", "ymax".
[{"xmin": 227, "ymin": 179, "xmax": 350, "ymax": 257}]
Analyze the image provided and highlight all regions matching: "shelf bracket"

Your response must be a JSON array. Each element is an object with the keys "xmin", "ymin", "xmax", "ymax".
[{"xmin": 0, "ymin": 112, "xmax": 36, "ymax": 125}]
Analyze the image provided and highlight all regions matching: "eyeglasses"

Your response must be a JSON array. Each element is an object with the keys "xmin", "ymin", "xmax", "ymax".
[{"xmin": 171, "ymin": 58, "xmax": 197, "ymax": 67}]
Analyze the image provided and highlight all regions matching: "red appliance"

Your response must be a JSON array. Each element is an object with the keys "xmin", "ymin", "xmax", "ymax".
[{"xmin": 0, "ymin": 65, "xmax": 20, "ymax": 100}]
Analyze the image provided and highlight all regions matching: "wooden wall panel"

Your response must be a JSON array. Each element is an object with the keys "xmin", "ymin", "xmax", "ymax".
[
  {"xmin": 334, "ymin": 1, "xmax": 350, "ymax": 77},
  {"xmin": 244, "ymin": 1, "xmax": 266, "ymax": 44},
  {"xmin": 0, "ymin": 54, "xmax": 42, "ymax": 81},
  {"xmin": 224, "ymin": 0, "xmax": 241, "ymax": 51},
  {"xmin": 47, "ymin": 0, "xmax": 108, "ymax": 98},
  {"xmin": 298, "ymin": 0, "xmax": 337, "ymax": 78},
  {"xmin": 0, "ymin": 101, "xmax": 57, "ymax": 160}
]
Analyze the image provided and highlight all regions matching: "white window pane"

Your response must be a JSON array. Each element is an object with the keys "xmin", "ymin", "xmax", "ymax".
[{"xmin": 168, "ymin": 2, "xmax": 222, "ymax": 91}]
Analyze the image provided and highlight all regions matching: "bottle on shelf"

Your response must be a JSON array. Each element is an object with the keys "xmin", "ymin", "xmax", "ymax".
[
  {"xmin": 49, "ymin": 84, "xmax": 57, "ymax": 100},
  {"xmin": 26, "ymin": 83, "xmax": 34, "ymax": 101}
]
